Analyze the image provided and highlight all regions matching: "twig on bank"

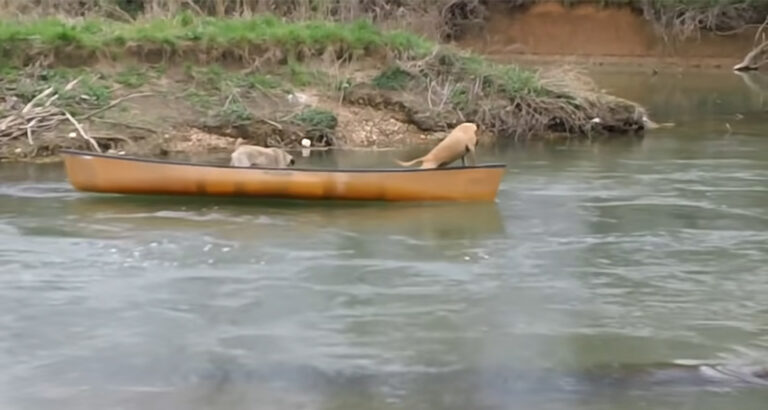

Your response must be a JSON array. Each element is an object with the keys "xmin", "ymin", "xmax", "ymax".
[
  {"xmin": 79, "ymin": 92, "xmax": 155, "ymax": 120},
  {"xmin": 26, "ymin": 118, "xmax": 40, "ymax": 145},
  {"xmin": 91, "ymin": 118, "xmax": 160, "ymax": 135},
  {"xmin": 22, "ymin": 87, "xmax": 54, "ymax": 114},
  {"xmin": 63, "ymin": 110, "xmax": 101, "ymax": 152}
]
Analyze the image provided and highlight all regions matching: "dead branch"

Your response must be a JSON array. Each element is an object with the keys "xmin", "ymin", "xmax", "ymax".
[
  {"xmin": 734, "ymin": 40, "xmax": 768, "ymax": 71},
  {"xmin": 63, "ymin": 110, "xmax": 101, "ymax": 152},
  {"xmin": 754, "ymin": 15, "xmax": 768, "ymax": 46},
  {"xmin": 22, "ymin": 87, "xmax": 54, "ymax": 114},
  {"xmin": 258, "ymin": 118, "xmax": 283, "ymax": 129},
  {"xmin": 64, "ymin": 77, "xmax": 81, "ymax": 92},
  {"xmin": 91, "ymin": 134, "xmax": 135, "ymax": 144},
  {"xmin": 25, "ymin": 117, "xmax": 40, "ymax": 145},
  {"xmin": 79, "ymin": 92, "xmax": 155, "ymax": 120},
  {"xmin": 91, "ymin": 118, "xmax": 160, "ymax": 135}
]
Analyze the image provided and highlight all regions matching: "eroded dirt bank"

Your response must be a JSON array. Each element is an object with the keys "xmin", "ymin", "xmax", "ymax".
[{"xmin": 457, "ymin": 2, "xmax": 761, "ymax": 69}]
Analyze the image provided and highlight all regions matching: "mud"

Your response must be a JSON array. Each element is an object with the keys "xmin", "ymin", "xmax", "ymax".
[{"xmin": 457, "ymin": 2, "xmax": 760, "ymax": 69}]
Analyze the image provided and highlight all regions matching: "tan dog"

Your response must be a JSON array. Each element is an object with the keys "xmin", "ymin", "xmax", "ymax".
[
  {"xmin": 396, "ymin": 122, "xmax": 478, "ymax": 169},
  {"xmin": 229, "ymin": 138, "xmax": 295, "ymax": 168}
]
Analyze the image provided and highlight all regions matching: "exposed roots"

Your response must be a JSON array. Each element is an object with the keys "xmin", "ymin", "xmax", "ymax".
[
  {"xmin": 638, "ymin": 0, "xmax": 768, "ymax": 41},
  {"xmin": 734, "ymin": 39, "xmax": 768, "ymax": 71}
]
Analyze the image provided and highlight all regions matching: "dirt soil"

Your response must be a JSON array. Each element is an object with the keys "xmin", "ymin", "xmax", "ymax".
[
  {"xmin": 457, "ymin": 2, "xmax": 761, "ymax": 70},
  {"xmin": 0, "ymin": 69, "xmax": 432, "ymax": 163}
]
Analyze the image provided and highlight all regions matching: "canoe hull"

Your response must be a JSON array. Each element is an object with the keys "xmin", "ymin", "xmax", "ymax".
[{"xmin": 60, "ymin": 150, "xmax": 506, "ymax": 202}]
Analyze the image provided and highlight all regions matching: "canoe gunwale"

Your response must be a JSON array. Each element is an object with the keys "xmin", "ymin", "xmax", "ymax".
[{"xmin": 58, "ymin": 149, "xmax": 507, "ymax": 173}]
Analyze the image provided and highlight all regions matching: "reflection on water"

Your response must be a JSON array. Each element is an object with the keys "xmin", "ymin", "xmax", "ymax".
[
  {"xmin": 2, "ymin": 68, "xmax": 768, "ymax": 410},
  {"xmin": 735, "ymin": 70, "xmax": 768, "ymax": 106},
  {"xmin": 67, "ymin": 196, "xmax": 506, "ymax": 240}
]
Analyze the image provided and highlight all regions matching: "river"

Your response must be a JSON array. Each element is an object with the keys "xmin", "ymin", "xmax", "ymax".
[{"xmin": 1, "ymin": 68, "xmax": 768, "ymax": 410}]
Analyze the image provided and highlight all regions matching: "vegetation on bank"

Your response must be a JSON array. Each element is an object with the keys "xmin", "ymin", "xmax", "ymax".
[
  {"xmin": 3, "ymin": 0, "xmax": 768, "ymax": 41},
  {"xmin": 0, "ymin": 14, "xmax": 648, "ymax": 161},
  {"xmin": 0, "ymin": 15, "xmax": 433, "ymax": 66}
]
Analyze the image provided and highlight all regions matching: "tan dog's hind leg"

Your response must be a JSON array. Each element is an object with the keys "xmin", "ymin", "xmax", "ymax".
[
  {"xmin": 464, "ymin": 144, "xmax": 477, "ymax": 167},
  {"xmin": 395, "ymin": 157, "xmax": 424, "ymax": 167}
]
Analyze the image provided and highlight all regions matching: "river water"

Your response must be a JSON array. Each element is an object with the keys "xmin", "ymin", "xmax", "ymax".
[{"xmin": 1, "ymin": 69, "xmax": 768, "ymax": 410}]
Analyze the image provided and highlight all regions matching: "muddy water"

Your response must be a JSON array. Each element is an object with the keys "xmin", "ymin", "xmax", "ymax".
[{"xmin": 2, "ymin": 69, "xmax": 768, "ymax": 410}]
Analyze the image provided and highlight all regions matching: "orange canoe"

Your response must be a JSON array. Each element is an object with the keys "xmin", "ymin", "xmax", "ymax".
[{"xmin": 60, "ymin": 150, "xmax": 506, "ymax": 202}]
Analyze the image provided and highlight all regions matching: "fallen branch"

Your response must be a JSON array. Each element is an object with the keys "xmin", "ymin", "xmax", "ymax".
[
  {"xmin": 63, "ymin": 110, "xmax": 101, "ymax": 152},
  {"xmin": 92, "ymin": 118, "xmax": 159, "ymax": 134},
  {"xmin": 734, "ymin": 40, "xmax": 768, "ymax": 71},
  {"xmin": 258, "ymin": 117, "xmax": 283, "ymax": 129},
  {"xmin": 22, "ymin": 87, "xmax": 54, "ymax": 114},
  {"xmin": 25, "ymin": 118, "xmax": 40, "ymax": 145},
  {"xmin": 754, "ymin": 15, "xmax": 768, "ymax": 46},
  {"xmin": 91, "ymin": 134, "xmax": 135, "ymax": 144},
  {"xmin": 79, "ymin": 92, "xmax": 155, "ymax": 120},
  {"xmin": 64, "ymin": 77, "xmax": 81, "ymax": 92}
]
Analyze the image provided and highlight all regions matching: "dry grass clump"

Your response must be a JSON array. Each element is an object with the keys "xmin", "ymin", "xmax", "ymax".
[{"xmin": 358, "ymin": 51, "xmax": 647, "ymax": 140}]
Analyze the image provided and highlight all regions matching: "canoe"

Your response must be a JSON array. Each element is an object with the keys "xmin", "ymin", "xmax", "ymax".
[{"xmin": 59, "ymin": 149, "xmax": 506, "ymax": 202}]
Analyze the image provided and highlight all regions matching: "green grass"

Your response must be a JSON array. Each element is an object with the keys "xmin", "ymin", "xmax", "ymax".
[
  {"xmin": 282, "ymin": 59, "xmax": 328, "ymax": 87},
  {"xmin": 372, "ymin": 66, "xmax": 414, "ymax": 90},
  {"xmin": 184, "ymin": 64, "xmax": 284, "ymax": 93},
  {"xmin": 212, "ymin": 100, "xmax": 253, "ymax": 127},
  {"xmin": 457, "ymin": 55, "xmax": 542, "ymax": 97},
  {"xmin": 0, "ymin": 13, "xmax": 549, "ymax": 104},
  {"xmin": 293, "ymin": 108, "xmax": 338, "ymax": 129},
  {"xmin": 0, "ymin": 14, "xmax": 433, "ymax": 63},
  {"xmin": 115, "ymin": 65, "xmax": 152, "ymax": 88}
]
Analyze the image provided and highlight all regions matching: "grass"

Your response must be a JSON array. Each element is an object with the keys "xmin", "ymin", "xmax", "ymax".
[
  {"xmin": 115, "ymin": 66, "xmax": 152, "ymax": 88},
  {"xmin": 0, "ymin": 14, "xmax": 434, "ymax": 65},
  {"xmin": 293, "ymin": 108, "xmax": 338, "ymax": 130},
  {"xmin": 372, "ymin": 67, "xmax": 414, "ymax": 90},
  {"xmin": 456, "ymin": 54, "xmax": 543, "ymax": 97},
  {"xmin": 0, "ymin": 12, "xmax": 547, "ymax": 103},
  {"xmin": 179, "ymin": 64, "xmax": 289, "ymax": 127},
  {"xmin": 3, "ymin": 1, "xmax": 765, "ymax": 42},
  {"xmin": 283, "ymin": 59, "xmax": 327, "ymax": 88},
  {"xmin": 184, "ymin": 64, "xmax": 283, "ymax": 92},
  {"xmin": 211, "ymin": 99, "xmax": 253, "ymax": 127}
]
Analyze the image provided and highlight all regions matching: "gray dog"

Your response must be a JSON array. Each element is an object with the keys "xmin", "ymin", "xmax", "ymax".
[{"xmin": 229, "ymin": 138, "xmax": 295, "ymax": 168}]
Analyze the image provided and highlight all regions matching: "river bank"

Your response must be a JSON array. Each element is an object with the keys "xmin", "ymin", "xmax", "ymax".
[
  {"xmin": 456, "ymin": 2, "xmax": 767, "ymax": 70},
  {"xmin": 0, "ymin": 15, "xmax": 652, "ymax": 162},
  {"xmin": 2, "ymin": 1, "xmax": 767, "ymax": 162}
]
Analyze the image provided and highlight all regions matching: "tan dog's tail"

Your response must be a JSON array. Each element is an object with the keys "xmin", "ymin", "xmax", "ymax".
[
  {"xmin": 234, "ymin": 137, "xmax": 246, "ymax": 148},
  {"xmin": 395, "ymin": 157, "xmax": 423, "ymax": 167}
]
